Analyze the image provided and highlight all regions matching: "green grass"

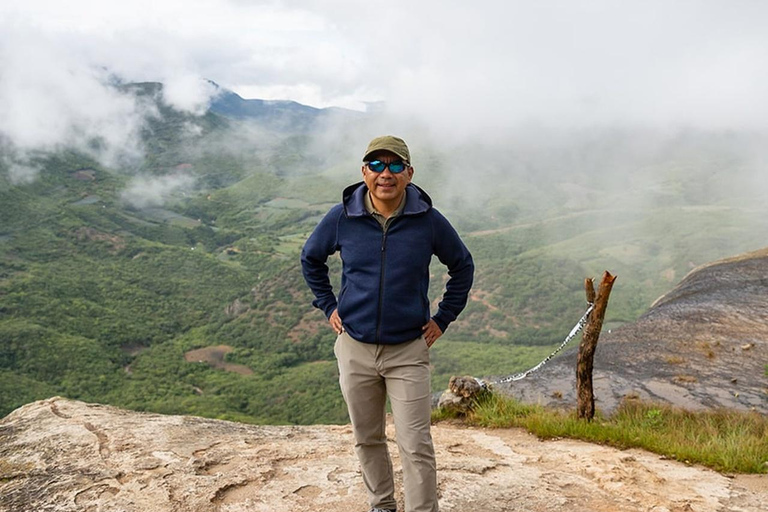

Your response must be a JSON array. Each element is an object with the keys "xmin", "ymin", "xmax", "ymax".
[{"xmin": 433, "ymin": 392, "xmax": 768, "ymax": 474}]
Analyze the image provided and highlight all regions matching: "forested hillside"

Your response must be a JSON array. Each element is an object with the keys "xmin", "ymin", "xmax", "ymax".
[{"xmin": 2, "ymin": 83, "xmax": 767, "ymax": 423}]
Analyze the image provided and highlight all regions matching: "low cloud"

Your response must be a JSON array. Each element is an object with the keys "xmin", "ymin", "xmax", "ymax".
[
  {"xmin": 2, "ymin": 0, "xmax": 767, "ymax": 207},
  {"xmin": 162, "ymin": 76, "xmax": 219, "ymax": 116},
  {"xmin": 0, "ymin": 26, "xmax": 146, "ymax": 167},
  {"xmin": 5, "ymin": 159, "xmax": 42, "ymax": 185},
  {"xmin": 121, "ymin": 174, "xmax": 197, "ymax": 209},
  {"xmin": 3, "ymin": 1, "xmax": 768, "ymax": 138},
  {"xmin": 0, "ymin": 18, "xmax": 220, "ymax": 172}
]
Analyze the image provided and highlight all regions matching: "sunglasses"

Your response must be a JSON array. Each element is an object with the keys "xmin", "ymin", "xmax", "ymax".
[{"xmin": 365, "ymin": 160, "xmax": 409, "ymax": 174}]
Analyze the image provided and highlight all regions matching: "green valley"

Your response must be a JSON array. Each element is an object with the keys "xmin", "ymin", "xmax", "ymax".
[{"xmin": 2, "ymin": 84, "xmax": 767, "ymax": 423}]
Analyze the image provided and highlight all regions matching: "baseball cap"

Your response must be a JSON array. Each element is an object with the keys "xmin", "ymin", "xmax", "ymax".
[{"xmin": 363, "ymin": 135, "xmax": 410, "ymax": 164}]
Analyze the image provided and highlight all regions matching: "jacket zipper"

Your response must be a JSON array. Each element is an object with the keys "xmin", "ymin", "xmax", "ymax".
[{"xmin": 375, "ymin": 230, "xmax": 387, "ymax": 343}]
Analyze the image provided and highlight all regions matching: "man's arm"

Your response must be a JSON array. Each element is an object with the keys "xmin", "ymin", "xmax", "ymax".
[
  {"xmin": 300, "ymin": 206, "xmax": 341, "ymax": 319},
  {"xmin": 430, "ymin": 211, "xmax": 474, "ymax": 333}
]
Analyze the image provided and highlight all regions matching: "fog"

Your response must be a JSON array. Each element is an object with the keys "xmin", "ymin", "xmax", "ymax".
[
  {"xmin": 1, "ymin": 0, "xmax": 768, "ymax": 211},
  {"xmin": 121, "ymin": 174, "xmax": 198, "ymax": 209}
]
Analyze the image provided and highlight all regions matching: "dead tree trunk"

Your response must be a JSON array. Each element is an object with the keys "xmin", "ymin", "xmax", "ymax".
[{"xmin": 576, "ymin": 271, "xmax": 617, "ymax": 420}]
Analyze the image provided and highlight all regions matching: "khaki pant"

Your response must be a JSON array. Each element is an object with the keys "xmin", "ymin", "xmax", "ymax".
[{"xmin": 335, "ymin": 331, "xmax": 438, "ymax": 512}]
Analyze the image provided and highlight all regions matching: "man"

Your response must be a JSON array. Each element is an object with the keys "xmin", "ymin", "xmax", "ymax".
[{"xmin": 301, "ymin": 135, "xmax": 474, "ymax": 512}]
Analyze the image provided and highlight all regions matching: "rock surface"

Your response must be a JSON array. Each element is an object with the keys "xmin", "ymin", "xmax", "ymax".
[
  {"xmin": 497, "ymin": 247, "xmax": 768, "ymax": 415},
  {"xmin": 2, "ymin": 398, "xmax": 767, "ymax": 512},
  {"xmin": 437, "ymin": 375, "xmax": 488, "ymax": 414}
]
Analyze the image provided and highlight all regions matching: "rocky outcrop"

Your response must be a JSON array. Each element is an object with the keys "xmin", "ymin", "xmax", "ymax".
[
  {"xmin": 496, "ymin": 248, "xmax": 768, "ymax": 414},
  {"xmin": 224, "ymin": 298, "xmax": 249, "ymax": 318},
  {"xmin": 438, "ymin": 375, "xmax": 488, "ymax": 414},
  {"xmin": 2, "ymin": 398, "xmax": 767, "ymax": 512}
]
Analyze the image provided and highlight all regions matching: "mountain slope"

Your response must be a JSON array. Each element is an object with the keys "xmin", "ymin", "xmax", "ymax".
[
  {"xmin": 496, "ymin": 247, "xmax": 768, "ymax": 414},
  {"xmin": 3, "ymin": 80, "xmax": 768, "ymax": 424}
]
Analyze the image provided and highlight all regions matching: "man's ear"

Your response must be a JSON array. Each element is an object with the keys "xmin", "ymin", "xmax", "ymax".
[
  {"xmin": 361, "ymin": 165, "xmax": 367, "ymax": 177},
  {"xmin": 407, "ymin": 167, "xmax": 414, "ymax": 182}
]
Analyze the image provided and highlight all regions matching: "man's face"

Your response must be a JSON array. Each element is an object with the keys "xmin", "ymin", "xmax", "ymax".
[{"xmin": 361, "ymin": 151, "xmax": 414, "ymax": 206}]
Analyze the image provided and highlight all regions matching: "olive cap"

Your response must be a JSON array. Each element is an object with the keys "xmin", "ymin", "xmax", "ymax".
[{"xmin": 363, "ymin": 135, "xmax": 410, "ymax": 164}]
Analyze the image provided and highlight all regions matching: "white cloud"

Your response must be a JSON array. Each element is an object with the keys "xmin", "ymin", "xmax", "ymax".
[
  {"xmin": 121, "ymin": 174, "xmax": 197, "ymax": 209},
  {"xmin": 372, "ymin": 1, "xmax": 768, "ymax": 133},
  {"xmin": 1, "ymin": 0, "xmax": 768, "ymax": 160},
  {"xmin": 162, "ymin": 75, "xmax": 219, "ymax": 115},
  {"xmin": 0, "ymin": 26, "xmax": 147, "ymax": 165},
  {"xmin": 6, "ymin": 160, "xmax": 42, "ymax": 185}
]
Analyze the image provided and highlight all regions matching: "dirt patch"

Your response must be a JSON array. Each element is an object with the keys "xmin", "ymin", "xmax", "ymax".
[
  {"xmin": 470, "ymin": 290, "xmax": 498, "ymax": 311},
  {"xmin": 73, "ymin": 227, "xmax": 126, "ymax": 252},
  {"xmin": 71, "ymin": 169, "xmax": 96, "ymax": 181},
  {"xmin": 184, "ymin": 345, "xmax": 253, "ymax": 375},
  {"xmin": 287, "ymin": 311, "xmax": 323, "ymax": 343}
]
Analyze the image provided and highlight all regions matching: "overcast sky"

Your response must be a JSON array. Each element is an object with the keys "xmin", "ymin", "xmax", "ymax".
[{"xmin": 2, "ymin": 0, "xmax": 768, "ymax": 160}]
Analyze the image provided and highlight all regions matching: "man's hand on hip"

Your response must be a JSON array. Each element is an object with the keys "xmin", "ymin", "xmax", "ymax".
[
  {"xmin": 329, "ymin": 309, "xmax": 343, "ymax": 334},
  {"xmin": 422, "ymin": 319, "xmax": 443, "ymax": 348}
]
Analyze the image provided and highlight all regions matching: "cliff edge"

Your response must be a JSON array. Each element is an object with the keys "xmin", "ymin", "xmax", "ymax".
[{"xmin": 1, "ymin": 397, "xmax": 766, "ymax": 511}]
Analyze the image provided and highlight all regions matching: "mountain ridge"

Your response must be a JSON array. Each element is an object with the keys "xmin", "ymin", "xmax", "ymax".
[{"xmin": 206, "ymin": 80, "xmax": 365, "ymax": 131}]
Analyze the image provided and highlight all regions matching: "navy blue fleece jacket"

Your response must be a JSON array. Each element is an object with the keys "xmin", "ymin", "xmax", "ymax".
[{"xmin": 301, "ymin": 182, "xmax": 474, "ymax": 344}]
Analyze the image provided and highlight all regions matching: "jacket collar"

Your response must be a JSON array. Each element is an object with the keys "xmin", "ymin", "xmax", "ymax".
[{"xmin": 342, "ymin": 182, "xmax": 432, "ymax": 218}]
